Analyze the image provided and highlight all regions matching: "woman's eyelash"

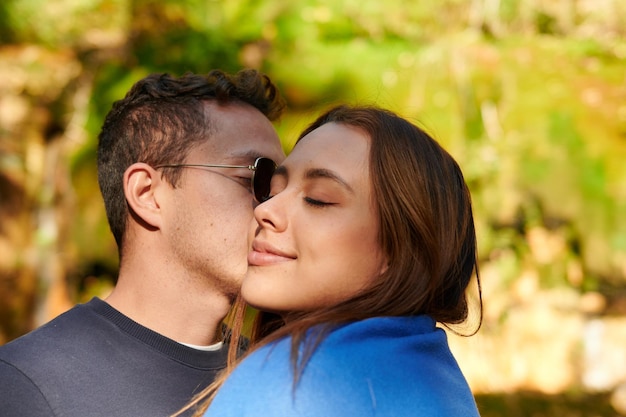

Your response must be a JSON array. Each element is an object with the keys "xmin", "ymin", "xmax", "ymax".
[{"xmin": 304, "ymin": 197, "xmax": 331, "ymax": 207}]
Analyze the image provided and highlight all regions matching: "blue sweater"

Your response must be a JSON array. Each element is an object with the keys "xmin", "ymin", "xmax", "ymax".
[{"xmin": 205, "ymin": 315, "xmax": 480, "ymax": 417}]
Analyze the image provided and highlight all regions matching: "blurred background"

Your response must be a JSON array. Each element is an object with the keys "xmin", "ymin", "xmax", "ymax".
[{"xmin": 1, "ymin": 0, "xmax": 625, "ymax": 415}]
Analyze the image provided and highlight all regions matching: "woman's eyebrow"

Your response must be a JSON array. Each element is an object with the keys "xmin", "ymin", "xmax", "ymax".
[{"xmin": 304, "ymin": 168, "xmax": 354, "ymax": 193}]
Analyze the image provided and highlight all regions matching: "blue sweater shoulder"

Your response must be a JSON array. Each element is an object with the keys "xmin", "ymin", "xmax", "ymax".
[{"xmin": 205, "ymin": 316, "xmax": 480, "ymax": 417}]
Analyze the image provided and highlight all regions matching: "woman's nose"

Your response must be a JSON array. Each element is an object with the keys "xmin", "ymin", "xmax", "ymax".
[{"xmin": 253, "ymin": 192, "xmax": 287, "ymax": 232}]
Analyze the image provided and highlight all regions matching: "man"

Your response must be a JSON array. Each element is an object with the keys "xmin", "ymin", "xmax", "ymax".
[{"xmin": 0, "ymin": 69, "xmax": 286, "ymax": 416}]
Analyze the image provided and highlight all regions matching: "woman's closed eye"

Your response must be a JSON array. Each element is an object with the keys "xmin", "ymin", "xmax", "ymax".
[{"xmin": 304, "ymin": 196, "xmax": 334, "ymax": 207}]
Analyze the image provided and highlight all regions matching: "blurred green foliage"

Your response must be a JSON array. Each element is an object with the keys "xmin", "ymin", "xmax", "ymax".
[
  {"xmin": 1, "ymin": 0, "xmax": 624, "ymax": 325},
  {"xmin": 1, "ymin": 2, "xmax": 626, "ymax": 412}
]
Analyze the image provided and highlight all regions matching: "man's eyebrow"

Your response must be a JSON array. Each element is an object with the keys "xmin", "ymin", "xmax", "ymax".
[
  {"xmin": 229, "ymin": 150, "xmax": 268, "ymax": 161},
  {"xmin": 274, "ymin": 165, "xmax": 288, "ymax": 177},
  {"xmin": 304, "ymin": 168, "xmax": 354, "ymax": 193}
]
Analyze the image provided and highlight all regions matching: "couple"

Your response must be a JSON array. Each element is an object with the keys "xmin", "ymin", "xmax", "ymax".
[{"xmin": 0, "ymin": 69, "xmax": 482, "ymax": 416}]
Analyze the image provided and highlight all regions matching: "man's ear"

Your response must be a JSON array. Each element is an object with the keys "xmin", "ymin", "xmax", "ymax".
[{"xmin": 123, "ymin": 163, "xmax": 165, "ymax": 229}]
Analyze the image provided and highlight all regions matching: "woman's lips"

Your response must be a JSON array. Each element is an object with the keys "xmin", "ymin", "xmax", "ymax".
[{"xmin": 248, "ymin": 240, "xmax": 296, "ymax": 266}]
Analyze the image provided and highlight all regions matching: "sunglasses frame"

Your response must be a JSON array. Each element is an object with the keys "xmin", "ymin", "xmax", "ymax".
[{"xmin": 155, "ymin": 157, "xmax": 276, "ymax": 203}]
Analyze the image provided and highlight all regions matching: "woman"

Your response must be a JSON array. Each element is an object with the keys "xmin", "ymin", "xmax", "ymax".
[{"xmin": 189, "ymin": 104, "xmax": 482, "ymax": 416}]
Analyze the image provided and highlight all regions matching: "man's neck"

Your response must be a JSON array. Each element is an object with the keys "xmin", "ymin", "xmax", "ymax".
[{"xmin": 105, "ymin": 279, "xmax": 231, "ymax": 346}]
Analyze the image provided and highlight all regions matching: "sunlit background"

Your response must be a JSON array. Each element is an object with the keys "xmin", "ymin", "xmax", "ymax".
[{"xmin": 1, "ymin": 0, "xmax": 625, "ymax": 415}]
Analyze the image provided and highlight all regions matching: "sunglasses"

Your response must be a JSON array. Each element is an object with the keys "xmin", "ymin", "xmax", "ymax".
[{"xmin": 155, "ymin": 157, "xmax": 276, "ymax": 203}]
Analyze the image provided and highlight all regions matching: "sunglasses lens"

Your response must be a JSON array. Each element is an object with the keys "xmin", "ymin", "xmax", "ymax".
[{"xmin": 253, "ymin": 158, "xmax": 276, "ymax": 202}]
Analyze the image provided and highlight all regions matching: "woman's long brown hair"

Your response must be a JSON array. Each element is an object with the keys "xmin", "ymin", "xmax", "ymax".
[{"xmin": 175, "ymin": 104, "xmax": 482, "ymax": 417}]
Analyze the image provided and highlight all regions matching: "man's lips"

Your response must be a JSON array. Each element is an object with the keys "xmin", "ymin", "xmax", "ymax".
[{"xmin": 248, "ymin": 240, "xmax": 296, "ymax": 266}]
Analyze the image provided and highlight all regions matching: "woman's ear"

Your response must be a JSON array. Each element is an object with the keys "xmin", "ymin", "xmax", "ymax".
[
  {"xmin": 380, "ymin": 263, "xmax": 389, "ymax": 276},
  {"xmin": 123, "ymin": 163, "xmax": 164, "ymax": 229},
  {"xmin": 378, "ymin": 256, "xmax": 390, "ymax": 276}
]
